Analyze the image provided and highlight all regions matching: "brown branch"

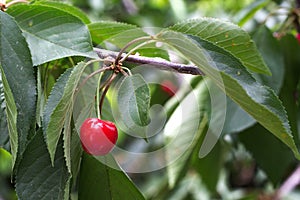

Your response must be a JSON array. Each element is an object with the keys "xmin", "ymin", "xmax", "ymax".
[{"xmin": 93, "ymin": 48, "xmax": 204, "ymax": 76}]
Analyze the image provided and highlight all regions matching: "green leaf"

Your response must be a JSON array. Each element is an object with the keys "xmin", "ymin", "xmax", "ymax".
[
  {"xmin": 7, "ymin": 4, "xmax": 97, "ymax": 65},
  {"xmin": 15, "ymin": 130, "xmax": 70, "ymax": 200},
  {"xmin": 0, "ymin": 67, "xmax": 18, "ymax": 167},
  {"xmin": 35, "ymin": 66, "xmax": 45, "ymax": 127},
  {"xmin": 239, "ymin": 124, "xmax": 295, "ymax": 184},
  {"xmin": 43, "ymin": 62, "xmax": 87, "ymax": 164},
  {"xmin": 169, "ymin": 18, "xmax": 271, "ymax": 75},
  {"xmin": 221, "ymin": 97, "xmax": 255, "ymax": 135},
  {"xmin": 279, "ymin": 35, "xmax": 300, "ymax": 147},
  {"xmin": 252, "ymin": 26, "xmax": 285, "ymax": 93},
  {"xmin": 63, "ymin": 107, "xmax": 73, "ymax": 173},
  {"xmin": 79, "ymin": 153, "xmax": 145, "ymax": 200},
  {"xmin": 88, "ymin": 21, "xmax": 146, "ymax": 45},
  {"xmin": 0, "ymin": 11, "xmax": 36, "ymax": 165},
  {"xmin": 0, "ymin": 74, "xmax": 9, "ymax": 151},
  {"xmin": 222, "ymin": 26, "xmax": 285, "ymax": 135},
  {"xmin": 116, "ymin": 74, "xmax": 150, "ymax": 138},
  {"xmin": 157, "ymin": 31, "xmax": 300, "ymax": 159},
  {"xmin": 34, "ymin": 1, "xmax": 91, "ymax": 24},
  {"xmin": 89, "ymin": 21, "xmax": 169, "ymax": 58},
  {"xmin": 69, "ymin": 130, "xmax": 82, "ymax": 185}
]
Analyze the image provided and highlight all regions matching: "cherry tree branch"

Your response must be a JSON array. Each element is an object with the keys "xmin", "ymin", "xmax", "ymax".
[
  {"xmin": 93, "ymin": 48, "xmax": 204, "ymax": 76},
  {"xmin": 274, "ymin": 164, "xmax": 300, "ymax": 199}
]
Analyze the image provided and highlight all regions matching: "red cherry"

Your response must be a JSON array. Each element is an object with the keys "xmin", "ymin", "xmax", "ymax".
[
  {"xmin": 80, "ymin": 118, "xmax": 118, "ymax": 156},
  {"xmin": 297, "ymin": 33, "xmax": 300, "ymax": 44},
  {"xmin": 160, "ymin": 80, "xmax": 178, "ymax": 97}
]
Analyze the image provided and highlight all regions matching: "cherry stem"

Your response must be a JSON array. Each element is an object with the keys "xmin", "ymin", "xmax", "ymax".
[
  {"xmin": 96, "ymin": 72, "xmax": 104, "ymax": 119},
  {"xmin": 121, "ymin": 66, "xmax": 132, "ymax": 76},
  {"xmin": 99, "ymin": 72, "xmax": 117, "ymax": 116},
  {"xmin": 114, "ymin": 36, "xmax": 152, "ymax": 67},
  {"xmin": 76, "ymin": 65, "xmax": 111, "ymax": 94}
]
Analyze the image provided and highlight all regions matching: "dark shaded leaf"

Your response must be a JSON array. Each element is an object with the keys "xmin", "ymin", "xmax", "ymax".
[
  {"xmin": 43, "ymin": 62, "xmax": 87, "ymax": 164},
  {"xmin": 0, "ymin": 74, "xmax": 9, "ymax": 151},
  {"xmin": 15, "ymin": 131, "xmax": 70, "ymax": 200},
  {"xmin": 0, "ymin": 11, "xmax": 36, "ymax": 166},
  {"xmin": 239, "ymin": 124, "xmax": 295, "ymax": 184},
  {"xmin": 78, "ymin": 153, "xmax": 145, "ymax": 200},
  {"xmin": 279, "ymin": 35, "xmax": 300, "ymax": 147}
]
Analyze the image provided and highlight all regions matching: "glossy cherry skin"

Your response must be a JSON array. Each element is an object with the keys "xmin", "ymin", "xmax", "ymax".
[{"xmin": 80, "ymin": 118, "xmax": 118, "ymax": 156}]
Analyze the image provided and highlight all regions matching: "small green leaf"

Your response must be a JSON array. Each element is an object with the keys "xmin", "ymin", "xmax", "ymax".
[
  {"xmin": 234, "ymin": 0, "xmax": 270, "ymax": 26},
  {"xmin": 0, "ymin": 11, "xmax": 36, "ymax": 165},
  {"xmin": 169, "ymin": 18, "xmax": 271, "ymax": 75},
  {"xmin": 116, "ymin": 74, "xmax": 150, "ymax": 138},
  {"xmin": 7, "ymin": 4, "xmax": 97, "ymax": 65},
  {"xmin": 15, "ymin": 130, "xmax": 70, "ymax": 200},
  {"xmin": 157, "ymin": 31, "xmax": 300, "ymax": 159},
  {"xmin": 43, "ymin": 62, "xmax": 87, "ymax": 164},
  {"xmin": 79, "ymin": 153, "xmax": 145, "ymax": 200},
  {"xmin": 0, "ymin": 67, "xmax": 18, "ymax": 167}
]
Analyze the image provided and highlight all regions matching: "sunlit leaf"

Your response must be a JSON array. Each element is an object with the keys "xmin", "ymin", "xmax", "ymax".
[
  {"xmin": 88, "ymin": 21, "xmax": 146, "ymax": 45},
  {"xmin": 43, "ymin": 62, "xmax": 87, "ymax": 164},
  {"xmin": 169, "ymin": 18, "xmax": 271, "ymax": 75},
  {"xmin": 34, "ymin": 1, "xmax": 91, "ymax": 24},
  {"xmin": 7, "ymin": 4, "xmax": 97, "ymax": 65}
]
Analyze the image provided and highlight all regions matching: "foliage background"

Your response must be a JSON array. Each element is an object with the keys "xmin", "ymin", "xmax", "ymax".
[{"xmin": 1, "ymin": 0, "xmax": 300, "ymax": 199}]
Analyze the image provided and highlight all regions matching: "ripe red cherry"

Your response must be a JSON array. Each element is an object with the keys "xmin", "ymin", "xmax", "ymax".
[
  {"xmin": 160, "ymin": 80, "xmax": 178, "ymax": 97},
  {"xmin": 297, "ymin": 33, "xmax": 300, "ymax": 44},
  {"xmin": 80, "ymin": 118, "xmax": 118, "ymax": 156}
]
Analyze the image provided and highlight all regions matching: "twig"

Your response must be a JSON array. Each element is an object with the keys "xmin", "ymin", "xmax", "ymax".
[
  {"xmin": 274, "ymin": 164, "xmax": 300, "ymax": 200},
  {"xmin": 93, "ymin": 48, "xmax": 204, "ymax": 76}
]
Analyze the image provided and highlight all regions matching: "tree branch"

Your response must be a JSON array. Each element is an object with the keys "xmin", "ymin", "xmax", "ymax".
[
  {"xmin": 273, "ymin": 164, "xmax": 300, "ymax": 200},
  {"xmin": 93, "ymin": 48, "xmax": 204, "ymax": 76}
]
